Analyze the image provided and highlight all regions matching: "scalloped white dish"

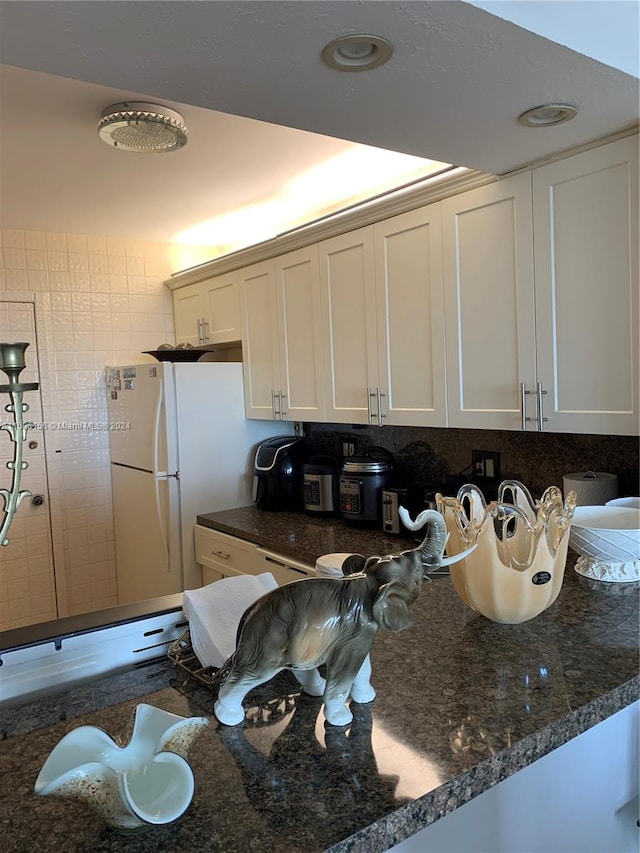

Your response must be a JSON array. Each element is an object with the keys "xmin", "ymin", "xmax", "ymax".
[{"xmin": 569, "ymin": 506, "xmax": 640, "ymax": 582}]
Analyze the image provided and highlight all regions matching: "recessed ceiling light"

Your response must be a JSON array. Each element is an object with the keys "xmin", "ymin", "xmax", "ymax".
[
  {"xmin": 321, "ymin": 35, "xmax": 393, "ymax": 72},
  {"xmin": 98, "ymin": 102, "xmax": 188, "ymax": 153},
  {"xmin": 518, "ymin": 104, "xmax": 578, "ymax": 128}
]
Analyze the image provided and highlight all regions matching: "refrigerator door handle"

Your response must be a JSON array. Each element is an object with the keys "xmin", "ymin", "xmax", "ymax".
[{"xmin": 152, "ymin": 378, "xmax": 170, "ymax": 567}]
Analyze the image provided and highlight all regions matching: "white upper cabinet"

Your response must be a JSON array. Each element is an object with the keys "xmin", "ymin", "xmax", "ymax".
[
  {"xmin": 443, "ymin": 174, "xmax": 537, "ymax": 430},
  {"xmin": 318, "ymin": 227, "xmax": 378, "ymax": 424},
  {"xmin": 240, "ymin": 246, "xmax": 325, "ymax": 421},
  {"xmin": 533, "ymin": 135, "xmax": 639, "ymax": 436},
  {"xmin": 174, "ymin": 133, "xmax": 638, "ymax": 436},
  {"xmin": 373, "ymin": 204, "xmax": 447, "ymax": 427},
  {"xmin": 200, "ymin": 271, "xmax": 241, "ymax": 345},
  {"xmin": 173, "ymin": 282, "xmax": 205, "ymax": 347},
  {"xmin": 319, "ymin": 208, "xmax": 447, "ymax": 427},
  {"xmin": 274, "ymin": 246, "xmax": 325, "ymax": 422},
  {"xmin": 443, "ymin": 134, "xmax": 639, "ymax": 435},
  {"xmin": 239, "ymin": 259, "xmax": 281, "ymax": 419},
  {"xmin": 174, "ymin": 272, "xmax": 241, "ymax": 346}
]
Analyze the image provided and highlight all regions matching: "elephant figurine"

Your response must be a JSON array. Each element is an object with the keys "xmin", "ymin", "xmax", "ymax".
[{"xmin": 214, "ymin": 508, "xmax": 475, "ymax": 727}]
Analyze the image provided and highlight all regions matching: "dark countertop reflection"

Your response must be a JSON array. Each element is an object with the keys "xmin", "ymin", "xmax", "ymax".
[{"xmin": 1, "ymin": 551, "xmax": 638, "ymax": 852}]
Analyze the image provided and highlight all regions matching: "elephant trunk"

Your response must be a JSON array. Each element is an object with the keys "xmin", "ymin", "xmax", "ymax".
[{"xmin": 398, "ymin": 507, "xmax": 476, "ymax": 568}]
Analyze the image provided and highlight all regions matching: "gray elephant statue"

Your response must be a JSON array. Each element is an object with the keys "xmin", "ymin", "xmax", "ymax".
[{"xmin": 214, "ymin": 508, "xmax": 475, "ymax": 727}]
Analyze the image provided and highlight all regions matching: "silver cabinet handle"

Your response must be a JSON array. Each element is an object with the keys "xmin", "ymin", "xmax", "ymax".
[
  {"xmin": 211, "ymin": 550, "xmax": 230, "ymax": 560},
  {"xmin": 520, "ymin": 382, "xmax": 533, "ymax": 430},
  {"xmin": 279, "ymin": 390, "xmax": 286, "ymax": 420},
  {"xmin": 196, "ymin": 318, "xmax": 202, "ymax": 344},
  {"xmin": 202, "ymin": 319, "xmax": 210, "ymax": 343},
  {"xmin": 536, "ymin": 382, "xmax": 549, "ymax": 431},
  {"xmin": 367, "ymin": 387, "xmax": 377, "ymax": 423},
  {"xmin": 376, "ymin": 387, "xmax": 386, "ymax": 426},
  {"xmin": 271, "ymin": 389, "xmax": 279, "ymax": 420}
]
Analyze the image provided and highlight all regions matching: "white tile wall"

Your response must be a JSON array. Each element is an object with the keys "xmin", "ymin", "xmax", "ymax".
[{"xmin": 0, "ymin": 228, "xmax": 215, "ymax": 625}]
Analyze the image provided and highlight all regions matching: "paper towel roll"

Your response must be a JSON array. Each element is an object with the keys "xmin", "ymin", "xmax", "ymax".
[{"xmin": 563, "ymin": 471, "xmax": 619, "ymax": 506}]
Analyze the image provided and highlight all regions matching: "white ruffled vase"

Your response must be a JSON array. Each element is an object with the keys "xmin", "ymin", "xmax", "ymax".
[{"xmin": 34, "ymin": 703, "xmax": 209, "ymax": 830}]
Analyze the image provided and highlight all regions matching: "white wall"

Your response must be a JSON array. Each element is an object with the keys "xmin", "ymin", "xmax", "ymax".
[{"xmin": 0, "ymin": 228, "xmax": 213, "ymax": 626}]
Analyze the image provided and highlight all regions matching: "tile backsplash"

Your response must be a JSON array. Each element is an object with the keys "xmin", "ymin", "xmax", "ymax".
[
  {"xmin": 306, "ymin": 424, "xmax": 640, "ymax": 500},
  {"xmin": 0, "ymin": 227, "xmax": 214, "ymax": 629}
]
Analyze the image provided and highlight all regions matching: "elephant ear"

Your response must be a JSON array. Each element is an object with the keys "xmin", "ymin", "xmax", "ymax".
[
  {"xmin": 372, "ymin": 582, "xmax": 413, "ymax": 632},
  {"xmin": 341, "ymin": 554, "xmax": 368, "ymax": 575}
]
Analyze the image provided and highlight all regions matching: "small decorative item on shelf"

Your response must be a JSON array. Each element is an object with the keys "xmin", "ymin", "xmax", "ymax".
[
  {"xmin": 34, "ymin": 703, "xmax": 209, "ymax": 831},
  {"xmin": 143, "ymin": 344, "xmax": 204, "ymax": 363},
  {"xmin": 437, "ymin": 480, "xmax": 576, "ymax": 624}
]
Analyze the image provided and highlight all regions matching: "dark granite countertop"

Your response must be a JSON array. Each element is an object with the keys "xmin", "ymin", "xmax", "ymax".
[
  {"xmin": 1, "ymin": 549, "xmax": 638, "ymax": 853},
  {"xmin": 196, "ymin": 506, "xmax": 418, "ymax": 565}
]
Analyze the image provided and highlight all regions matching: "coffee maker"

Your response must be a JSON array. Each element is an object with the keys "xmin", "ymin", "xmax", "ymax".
[{"xmin": 252, "ymin": 435, "xmax": 308, "ymax": 511}]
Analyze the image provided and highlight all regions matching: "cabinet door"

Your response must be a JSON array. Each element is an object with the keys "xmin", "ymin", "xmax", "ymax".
[
  {"xmin": 173, "ymin": 282, "xmax": 204, "ymax": 346},
  {"xmin": 533, "ymin": 135, "xmax": 639, "ymax": 435},
  {"xmin": 239, "ymin": 260, "xmax": 280, "ymax": 419},
  {"xmin": 275, "ymin": 245, "xmax": 326, "ymax": 422},
  {"xmin": 374, "ymin": 204, "xmax": 447, "ymax": 427},
  {"xmin": 201, "ymin": 271, "xmax": 241, "ymax": 344},
  {"xmin": 319, "ymin": 226, "xmax": 378, "ymax": 424},
  {"xmin": 443, "ymin": 175, "xmax": 536, "ymax": 430}
]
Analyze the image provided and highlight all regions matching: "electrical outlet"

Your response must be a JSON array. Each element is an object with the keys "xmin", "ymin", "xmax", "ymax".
[
  {"xmin": 471, "ymin": 450, "xmax": 501, "ymax": 481},
  {"xmin": 342, "ymin": 441, "xmax": 355, "ymax": 458}
]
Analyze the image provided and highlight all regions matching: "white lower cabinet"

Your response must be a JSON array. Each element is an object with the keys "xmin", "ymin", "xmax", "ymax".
[
  {"xmin": 391, "ymin": 701, "xmax": 639, "ymax": 853},
  {"xmin": 254, "ymin": 547, "xmax": 315, "ymax": 585},
  {"xmin": 194, "ymin": 525, "xmax": 257, "ymax": 583},
  {"xmin": 194, "ymin": 525, "xmax": 315, "ymax": 586}
]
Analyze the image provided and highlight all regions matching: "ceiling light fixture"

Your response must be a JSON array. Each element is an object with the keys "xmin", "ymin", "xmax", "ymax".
[
  {"xmin": 321, "ymin": 35, "xmax": 393, "ymax": 71},
  {"xmin": 98, "ymin": 102, "xmax": 188, "ymax": 153},
  {"xmin": 517, "ymin": 103, "xmax": 578, "ymax": 128}
]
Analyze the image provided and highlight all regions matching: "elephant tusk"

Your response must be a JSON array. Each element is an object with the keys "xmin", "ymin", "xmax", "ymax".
[{"xmin": 440, "ymin": 543, "xmax": 477, "ymax": 567}]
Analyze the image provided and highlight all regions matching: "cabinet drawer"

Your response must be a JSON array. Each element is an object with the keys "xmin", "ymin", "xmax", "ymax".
[
  {"xmin": 202, "ymin": 564, "xmax": 245, "ymax": 585},
  {"xmin": 255, "ymin": 547, "xmax": 315, "ymax": 586},
  {"xmin": 194, "ymin": 525, "xmax": 257, "ymax": 575}
]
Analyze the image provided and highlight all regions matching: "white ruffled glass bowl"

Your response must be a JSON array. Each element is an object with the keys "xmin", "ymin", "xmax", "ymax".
[
  {"xmin": 34, "ymin": 703, "xmax": 209, "ymax": 831},
  {"xmin": 569, "ymin": 505, "xmax": 640, "ymax": 583},
  {"xmin": 437, "ymin": 481, "xmax": 576, "ymax": 624}
]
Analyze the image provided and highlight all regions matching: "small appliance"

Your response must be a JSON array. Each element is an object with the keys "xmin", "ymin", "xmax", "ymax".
[
  {"xmin": 303, "ymin": 455, "xmax": 340, "ymax": 515},
  {"xmin": 381, "ymin": 482, "xmax": 443, "ymax": 534},
  {"xmin": 339, "ymin": 446, "xmax": 394, "ymax": 525},
  {"xmin": 252, "ymin": 435, "xmax": 308, "ymax": 511},
  {"xmin": 381, "ymin": 486, "xmax": 409, "ymax": 535}
]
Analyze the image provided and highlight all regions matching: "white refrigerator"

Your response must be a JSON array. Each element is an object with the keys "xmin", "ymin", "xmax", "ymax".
[{"xmin": 106, "ymin": 361, "xmax": 292, "ymax": 605}]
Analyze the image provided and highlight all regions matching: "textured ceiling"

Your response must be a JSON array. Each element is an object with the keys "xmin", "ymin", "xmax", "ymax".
[{"xmin": 0, "ymin": 1, "xmax": 637, "ymax": 249}]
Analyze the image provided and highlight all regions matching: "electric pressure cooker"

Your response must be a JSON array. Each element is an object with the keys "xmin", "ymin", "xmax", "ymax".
[
  {"xmin": 303, "ymin": 455, "xmax": 340, "ymax": 515},
  {"xmin": 339, "ymin": 446, "xmax": 394, "ymax": 525}
]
